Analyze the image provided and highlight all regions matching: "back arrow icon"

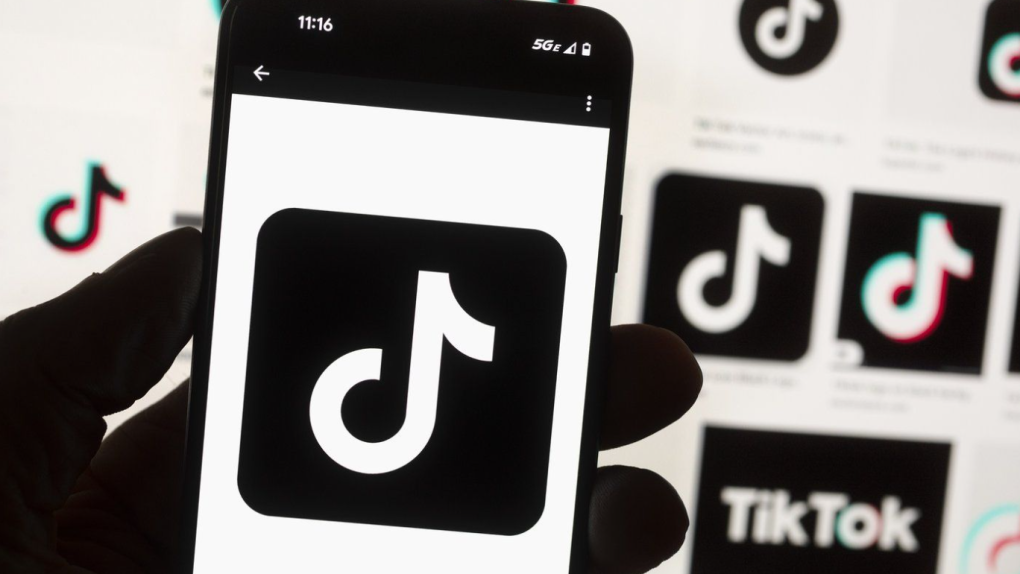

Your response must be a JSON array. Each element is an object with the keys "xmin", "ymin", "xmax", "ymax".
[{"xmin": 254, "ymin": 65, "xmax": 270, "ymax": 81}]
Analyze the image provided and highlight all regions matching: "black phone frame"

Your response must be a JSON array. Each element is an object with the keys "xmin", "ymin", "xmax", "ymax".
[{"xmin": 180, "ymin": 0, "xmax": 632, "ymax": 571}]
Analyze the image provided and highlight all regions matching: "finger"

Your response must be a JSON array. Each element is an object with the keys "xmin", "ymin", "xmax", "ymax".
[
  {"xmin": 0, "ymin": 228, "xmax": 202, "ymax": 557},
  {"xmin": 601, "ymin": 325, "xmax": 702, "ymax": 450},
  {"xmin": 56, "ymin": 380, "xmax": 191, "ymax": 573},
  {"xmin": 588, "ymin": 466, "xmax": 688, "ymax": 574}
]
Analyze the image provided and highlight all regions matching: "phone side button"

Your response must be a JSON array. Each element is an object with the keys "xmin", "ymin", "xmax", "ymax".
[{"xmin": 614, "ymin": 214, "xmax": 623, "ymax": 273}]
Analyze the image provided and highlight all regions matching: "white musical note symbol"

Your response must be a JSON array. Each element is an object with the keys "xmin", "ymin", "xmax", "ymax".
[
  {"xmin": 309, "ymin": 271, "xmax": 495, "ymax": 475},
  {"xmin": 755, "ymin": 0, "xmax": 825, "ymax": 59},
  {"xmin": 861, "ymin": 213, "xmax": 973, "ymax": 343},
  {"xmin": 678, "ymin": 205, "xmax": 791, "ymax": 334}
]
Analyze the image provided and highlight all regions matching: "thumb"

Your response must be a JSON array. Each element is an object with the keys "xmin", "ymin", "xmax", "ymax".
[{"xmin": 0, "ymin": 228, "xmax": 202, "ymax": 564}]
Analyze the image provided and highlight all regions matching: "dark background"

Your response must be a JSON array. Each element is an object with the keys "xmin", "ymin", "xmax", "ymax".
[
  {"xmin": 1009, "ymin": 246, "xmax": 1020, "ymax": 373},
  {"xmin": 643, "ymin": 173, "xmax": 824, "ymax": 362},
  {"xmin": 837, "ymin": 192, "xmax": 1000, "ymax": 374},
  {"xmin": 691, "ymin": 427, "xmax": 951, "ymax": 574}
]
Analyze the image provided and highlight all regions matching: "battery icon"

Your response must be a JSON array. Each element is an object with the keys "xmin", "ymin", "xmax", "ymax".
[{"xmin": 582, "ymin": 42, "xmax": 592, "ymax": 56}]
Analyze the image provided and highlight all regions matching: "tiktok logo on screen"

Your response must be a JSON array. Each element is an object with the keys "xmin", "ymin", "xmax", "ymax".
[
  {"xmin": 979, "ymin": 0, "xmax": 1020, "ymax": 102},
  {"xmin": 643, "ymin": 174, "xmax": 823, "ymax": 361},
  {"xmin": 837, "ymin": 193, "xmax": 1000, "ymax": 374},
  {"xmin": 677, "ymin": 205, "xmax": 791, "ymax": 335},
  {"xmin": 861, "ymin": 214, "xmax": 973, "ymax": 343},
  {"xmin": 237, "ymin": 209, "xmax": 566, "ymax": 535},
  {"xmin": 739, "ymin": 0, "xmax": 840, "ymax": 76},
  {"xmin": 40, "ymin": 162, "xmax": 125, "ymax": 253},
  {"xmin": 309, "ymin": 271, "xmax": 495, "ymax": 475},
  {"xmin": 721, "ymin": 488, "xmax": 921, "ymax": 552},
  {"xmin": 691, "ymin": 427, "xmax": 951, "ymax": 574}
]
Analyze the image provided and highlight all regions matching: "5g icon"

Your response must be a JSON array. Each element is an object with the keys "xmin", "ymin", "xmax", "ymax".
[{"xmin": 643, "ymin": 174, "xmax": 824, "ymax": 361}]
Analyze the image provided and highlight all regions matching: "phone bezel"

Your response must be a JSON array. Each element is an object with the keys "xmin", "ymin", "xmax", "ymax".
[{"xmin": 180, "ymin": 1, "xmax": 633, "ymax": 571}]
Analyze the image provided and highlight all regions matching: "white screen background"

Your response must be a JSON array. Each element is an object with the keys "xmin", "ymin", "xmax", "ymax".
[{"xmin": 193, "ymin": 94, "xmax": 611, "ymax": 572}]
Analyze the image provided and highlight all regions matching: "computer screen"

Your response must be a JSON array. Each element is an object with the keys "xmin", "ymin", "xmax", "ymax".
[
  {"xmin": 588, "ymin": 1, "xmax": 1020, "ymax": 573},
  {"xmin": 1, "ymin": 1, "xmax": 1019, "ymax": 573}
]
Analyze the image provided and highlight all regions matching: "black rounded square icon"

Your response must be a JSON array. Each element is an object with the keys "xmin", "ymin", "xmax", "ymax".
[
  {"xmin": 738, "ymin": 0, "xmax": 840, "ymax": 76},
  {"xmin": 691, "ymin": 427, "xmax": 950, "ymax": 574},
  {"xmin": 237, "ymin": 208, "xmax": 567, "ymax": 536},
  {"xmin": 643, "ymin": 174, "xmax": 824, "ymax": 361},
  {"xmin": 837, "ymin": 193, "xmax": 1000, "ymax": 375},
  {"xmin": 978, "ymin": 0, "xmax": 1020, "ymax": 103}
]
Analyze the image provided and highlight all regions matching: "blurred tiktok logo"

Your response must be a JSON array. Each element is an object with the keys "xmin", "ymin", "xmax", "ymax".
[
  {"xmin": 979, "ymin": 0, "xmax": 1020, "ymax": 102},
  {"xmin": 40, "ymin": 162, "xmax": 125, "ymax": 252},
  {"xmin": 677, "ymin": 205, "xmax": 790, "ymax": 334},
  {"xmin": 838, "ymin": 193, "xmax": 1000, "ymax": 374},
  {"xmin": 644, "ymin": 174, "xmax": 823, "ymax": 361},
  {"xmin": 739, "ymin": 0, "xmax": 840, "ymax": 76},
  {"xmin": 721, "ymin": 488, "xmax": 921, "ymax": 552},
  {"xmin": 692, "ymin": 427, "xmax": 950, "ymax": 574},
  {"xmin": 861, "ymin": 214, "xmax": 973, "ymax": 344}
]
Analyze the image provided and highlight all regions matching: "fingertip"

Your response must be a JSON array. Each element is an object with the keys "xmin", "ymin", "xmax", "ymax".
[
  {"xmin": 601, "ymin": 325, "xmax": 702, "ymax": 450},
  {"xmin": 589, "ymin": 466, "xmax": 688, "ymax": 574}
]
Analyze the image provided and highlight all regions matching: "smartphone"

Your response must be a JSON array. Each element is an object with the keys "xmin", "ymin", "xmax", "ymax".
[{"xmin": 180, "ymin": 0, "xmax": 632, "ymax": 572}]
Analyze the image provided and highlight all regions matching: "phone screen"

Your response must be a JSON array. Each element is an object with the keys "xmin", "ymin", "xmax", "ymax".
[{"xmin": 184, "ymin": 2, "xmax": 630, "ymax": 572}]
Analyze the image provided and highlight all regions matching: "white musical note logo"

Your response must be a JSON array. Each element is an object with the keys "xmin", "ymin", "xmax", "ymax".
[
  {"xmin": 678, "ymin": 205, "xmax": 791, "ymax": 334},
  {"xmin": 755, "ymin": 0, "xmax": 825, "ymax": 59},
  {"xmin": 309, "ymin": 271, "xmax": 495, "ymax": 475},
  {"xmin": 988, "ymin": 32, "xmax": 1020, "ymax": 98},
  {"xmin": 861, "ymin": 213, "xmax": 973, "ymax": 343}
]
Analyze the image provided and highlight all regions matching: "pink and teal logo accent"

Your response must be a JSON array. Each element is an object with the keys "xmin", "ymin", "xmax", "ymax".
[
  {"xmin": 40, "ymin": 162, "xmax": 126, "ymax": 253},
  {"xmin": 988, "ymin": 33, "xmax": 1020, "ymax": 99},
  {"xmin": 861, "ymin": 213, "xmax": 973, "ymax": 344},
  {"xmin": 961, "ymin": 504, "xmax": 1020, "ymax": 574}
]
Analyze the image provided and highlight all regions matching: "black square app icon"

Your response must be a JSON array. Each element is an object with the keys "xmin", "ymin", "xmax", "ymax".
[
  {"xmin": 643, "ymin": 174, "xmax": 824, "ymax": 361},
  {"xmin": 739, "ymin": 0, "xmax": 840, "ymax": 76},
  {"xmin": 837, "ymin": 193, "xmax": 1000, "ymax": 374},
  {"xmin": 237, "ymin": 208, "xmax": 567, "ymax": 535},
  {"xmin": 691, "ymin": 427, "xmax": 951, "ymax": 574},
  {"xmin": 978, "ymin": 0, "xmax": 1020, "ymax": 103}
]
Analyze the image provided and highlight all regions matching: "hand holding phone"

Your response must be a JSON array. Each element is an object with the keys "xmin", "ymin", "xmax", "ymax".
[
  {"xmin": 176, "ymin": 0, "xmax": 690, "ymax": 572},
  {"xmin": 0, "ymin": 229, "xmax": 700, "ymax": 574}
]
